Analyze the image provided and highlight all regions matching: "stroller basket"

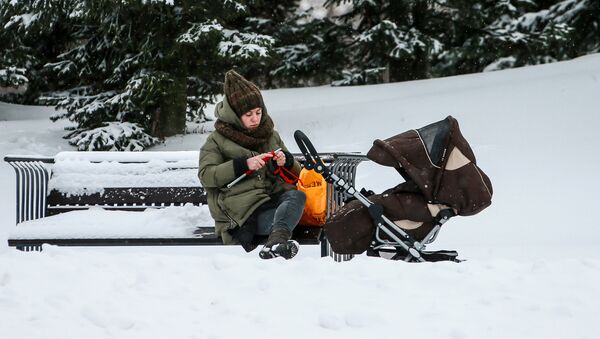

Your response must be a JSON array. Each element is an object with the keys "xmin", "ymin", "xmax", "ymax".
[{"xmin": 294, "ymin": 116, "xmax": 492, "ymax": 262}]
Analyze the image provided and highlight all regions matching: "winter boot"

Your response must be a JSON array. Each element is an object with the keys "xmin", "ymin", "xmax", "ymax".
[{"xmin": 259, "ymin": 227, "xmax": 299, "ymax": 260}]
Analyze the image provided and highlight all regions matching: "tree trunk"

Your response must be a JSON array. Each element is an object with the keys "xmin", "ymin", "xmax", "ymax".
[
  {"xmin": 389, "ymin": 46, "xmax": 430, "ymax": 82},
  {"xmin": 157, "ymin": 76, "xmax": 187, "ymax": 137},
  {"xmin": 382, "ymin": 63, "xmax": 390, "ymax": 83}
]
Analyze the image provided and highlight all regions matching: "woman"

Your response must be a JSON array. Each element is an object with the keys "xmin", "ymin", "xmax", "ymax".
[{"xmin": 198, "ymin": 70, "xmax": 306, "ymax": 259}]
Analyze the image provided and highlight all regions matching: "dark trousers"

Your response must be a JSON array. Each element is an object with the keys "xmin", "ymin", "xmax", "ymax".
[
  {"xmin": 255, "ymin": 190, "xmax": 306, "ymax": 235},
  {"xmin": 230, "ymin": 189, "xmax": 306, "ymax": 252}
]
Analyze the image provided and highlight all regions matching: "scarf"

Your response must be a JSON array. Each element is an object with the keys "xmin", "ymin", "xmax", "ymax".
[{"xmin": 214, "ymin": 116, "xmax": 274, "ymax": 150}]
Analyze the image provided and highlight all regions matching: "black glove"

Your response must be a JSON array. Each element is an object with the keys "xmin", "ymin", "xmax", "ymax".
[{"xmin": 283, "ymin": 150, "xmax": 295, "ymax": 169}]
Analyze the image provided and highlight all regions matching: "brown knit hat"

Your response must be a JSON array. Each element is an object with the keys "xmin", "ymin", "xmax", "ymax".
[{"xmin": 224, "ymin": 70, "xmax": 264, "ymax": 117}]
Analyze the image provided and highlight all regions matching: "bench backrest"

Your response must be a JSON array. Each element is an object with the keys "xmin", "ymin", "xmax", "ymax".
[
  {"xmin": 46, "ymin": 151, "xmax": 203, "ymax": 215},
  {"xmin": 4, "ymin": 151, "xmax": 368, "ymax": 225}
]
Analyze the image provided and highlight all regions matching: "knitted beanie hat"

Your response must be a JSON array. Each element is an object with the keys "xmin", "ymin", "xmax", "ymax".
[{"xmin": 224, "ymin": 70, "xmax": 264, "ymax": 117}]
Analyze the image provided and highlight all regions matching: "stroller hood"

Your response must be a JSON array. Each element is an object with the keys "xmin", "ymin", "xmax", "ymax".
[{"xmin": 366, "ymin": 116, "xmax": 493, "ymax": 216}]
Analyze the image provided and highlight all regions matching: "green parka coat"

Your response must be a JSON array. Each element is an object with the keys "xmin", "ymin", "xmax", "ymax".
[{"xmin": 198, "ymin": 97, "xmax": 301, "ymax": 244}]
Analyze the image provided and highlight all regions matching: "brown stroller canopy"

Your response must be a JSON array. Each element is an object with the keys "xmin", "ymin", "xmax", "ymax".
[{"xmin": 366, "ymin": 116, "xmax": 493, "ymax": 216}]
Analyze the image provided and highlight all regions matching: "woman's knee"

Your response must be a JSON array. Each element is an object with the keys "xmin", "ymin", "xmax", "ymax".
[{"xmin": 291, "ymin": 189, "xmax": 306, "ymax": 205}]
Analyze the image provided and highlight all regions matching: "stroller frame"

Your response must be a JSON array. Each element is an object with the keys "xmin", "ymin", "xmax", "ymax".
[{"xmin": 294, "ymin": 130, "xmax": 458, "ymax": 263}]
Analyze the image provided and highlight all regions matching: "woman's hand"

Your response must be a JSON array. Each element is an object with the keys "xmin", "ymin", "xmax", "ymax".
[
  {"xmin": 246, "ymin": 153, "xmax": 273, "ymax": 171},
  {"xmin": 273, "ymin": 151, "xmax": 286, "ymax": 167}
]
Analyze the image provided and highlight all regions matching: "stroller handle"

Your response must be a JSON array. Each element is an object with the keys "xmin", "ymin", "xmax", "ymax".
[{"xmin": 294, "ymin": 130, "xmax": 330, "ymax": 179}]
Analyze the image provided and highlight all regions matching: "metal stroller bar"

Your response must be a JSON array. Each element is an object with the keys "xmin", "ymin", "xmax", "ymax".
[{"xmin": 340, "ymin": 173, "xmax": 426, "ymax": 262}]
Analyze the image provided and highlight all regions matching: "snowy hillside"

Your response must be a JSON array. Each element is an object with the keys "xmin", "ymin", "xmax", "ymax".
[{"xmin": 1, "ymin": 54, "xmax": 600, "ymax": 338}]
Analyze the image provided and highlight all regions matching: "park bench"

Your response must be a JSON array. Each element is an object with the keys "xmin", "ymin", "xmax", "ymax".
[{"xmin": 4, "ymin": 151, "xmax": 367, "ymax": 260}]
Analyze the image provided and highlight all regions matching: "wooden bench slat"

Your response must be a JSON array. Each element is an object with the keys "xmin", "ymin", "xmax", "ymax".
[{"xmin": 47, "ymin": 187, "xmax": 206, "ymax": 209}]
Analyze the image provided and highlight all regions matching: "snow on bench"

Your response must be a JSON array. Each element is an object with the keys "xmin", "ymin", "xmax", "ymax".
[
  {"xmin": 50, "ymin": 151, "xmax": 200, "ymax": 196},
  {"xmin": 9, "ymin": 204, "xmax": 212, "ymax": 240}
]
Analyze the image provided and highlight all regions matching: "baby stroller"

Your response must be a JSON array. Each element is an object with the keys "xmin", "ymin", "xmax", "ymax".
[{"xmin": 294, "ymin": 116, "xmax": 493, "ymax": 262}]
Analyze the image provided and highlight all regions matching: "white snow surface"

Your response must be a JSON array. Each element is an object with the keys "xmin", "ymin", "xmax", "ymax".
[
  {"xmin": 2, "ymin": 54, "xmax": 600, "ymax": 338},
  {"xmin": 9, "ymin": 204, "xmax": 213, "ymax": 239}
]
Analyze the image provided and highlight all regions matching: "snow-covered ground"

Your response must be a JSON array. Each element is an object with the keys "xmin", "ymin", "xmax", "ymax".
[{"xmin": 1, "ymin": 54, "xmax": 600, "ymax": 338}]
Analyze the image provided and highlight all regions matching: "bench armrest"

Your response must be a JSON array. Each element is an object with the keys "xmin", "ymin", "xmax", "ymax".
[{"xmin": 4, "ymin": 156, "xmax": 53, "ymax": 225}]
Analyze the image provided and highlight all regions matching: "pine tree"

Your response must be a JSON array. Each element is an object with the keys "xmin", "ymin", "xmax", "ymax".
[
  {"xmin": 317, "ymin": 0, "xmax": 598, "ymax": 83},
  {"xmin": 40, "ymin": 0, "xmax": 275, "ymax": 151},
  {"xmin": 0, "ymin": 0, "xmax": 80, "ymax": 103},
  {"xmin": 177, "ymin": 1, "xmax": 276, "ymax": 120},
  {"xmin": 434, "ymin": 0, "xmax": 598, "ymax": 75},
  {"xmin": 268, "ymin": 4, "xmax": 349, "ymax": 87},
  {"xmin": 0, "ymin": 0, "xmax": 31, "ymax": 101},
  {"xmin": 505, "ymin": 0, "xmax": 600, "ymax": 61},
  {"xmin": 4, "ymin": 0, "xmax": 597, "ymax": 138},
  {"xmin": 225, "ymin": 0, "xmax": 296, "ymax": 87},
  {"xmin": 568, "ymin": 0, "xmax": 600, "ymax": 56},
  {"xmin": 321, "ymin": 0, "xmax": 453, "ymax": 85}
]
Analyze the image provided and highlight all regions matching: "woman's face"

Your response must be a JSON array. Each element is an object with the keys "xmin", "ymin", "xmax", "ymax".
[{"xmin": 240, "ymin": 107, "xmax": 262, "ymax": 129}]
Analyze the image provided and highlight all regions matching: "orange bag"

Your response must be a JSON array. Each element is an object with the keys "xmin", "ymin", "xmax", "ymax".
[{"xmin": 297, "ymin": 168, "xmax": 327, "ymax": 226}]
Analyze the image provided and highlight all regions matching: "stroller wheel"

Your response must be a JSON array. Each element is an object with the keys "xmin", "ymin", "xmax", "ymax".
[
  {"xmin": 421, "ymin": 250, "xmax": 462, "ymax": 262},
  {"xmin": 366, "ymin": 247, "xmax": 408, "ymax": 261},
  {"xmin": 367, "ymin": 246, "xmax": 461, "ymax": 262}
]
